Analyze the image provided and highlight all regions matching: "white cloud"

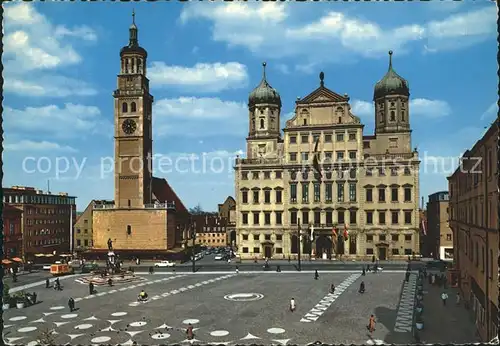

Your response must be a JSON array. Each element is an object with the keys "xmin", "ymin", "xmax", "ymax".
[
  {"xmin": 480, "ymin": 102, "xmax": 498, "ymax": 122},
  {"xmin": 5, "ymin": 140, "xmax": 78, "ymax": 153},
  {"xmin": 411, "ymin": 99, "xmax": 451, "ymax": 118},
  {"xmin": 4, "ymin": 75, "xmax": 97, "ymax": 97},
  {"xmin": 351, "ymin": 98, "xmax": 451, "ymax": 119},
  {"xmin": 3, "ymin": 3, "xmax": 97, "ymax": 96},
  {"xmin": 180, "ymin": 3, "xmax": 496, "ymax": 65},
  {"xmin": 153, "ymin": 97, "xmax": 248, "ymax": 137},
  {"xmin": 148, "ymin": 62, "xmax": 248, "ymax": 92},
  {"xmin": 4, "ymin": 103, "xmax": 112, "ymax": 138}
]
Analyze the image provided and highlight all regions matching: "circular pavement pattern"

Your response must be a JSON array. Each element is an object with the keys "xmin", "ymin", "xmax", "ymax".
[
  {"xmin": 111, "ymin": 312, "xmax": 128, "ymax": 317},
  {"xmin": 61, "ymin": 313, "xmax": 78, "ymax": 319},
  {"xmin": 91, "ymin": 336, "xmax": 111, "ymax": 343},
  {"xmin": 182, "ymin": 319, "xmax": 200, "ymax": 324},
  {"xmin": 210, "ymin": 330, "xmax": 230, "ymax": 337},
  {"xmin": 223, "ymin": 293, "xmax": 264, "ymax": 302},
  {"xmin": 75, "ymin": 324, "xmax": 93, "ymax": 330},
  {"xmin": 18, "ymin": 326, "xmax": 37, "ymax": 333},
  {"xmin": 129, "ymin": 321, "xmax": 147, "ymax": 327},
  {"xmin": 50, "ymin": 306, "xmax": 65, "ymax": 310},
  {"xmin": 366, "ymin": 339, "xmax": 386, "ymax": 345},
  {"xmin": 26, "ymin": 341, "xmax": 39, "ymax": 346},
  {"xmin": 152, "ymin": 333, "xmax": 171, "ymax": 340},
  {"xmin": 9, "ymin": 316, "xmax": 27, "ymax": 321},
  {"xmin": 267, "ymin": 328, "xmax": 285, "ymax": 334}
]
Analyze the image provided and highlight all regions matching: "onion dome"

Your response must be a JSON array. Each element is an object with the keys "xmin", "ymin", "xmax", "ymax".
[
  {"xmin": 249, "ymin": 62, "xmax": 281, "ymax": 107},
  {"xmin": 120, "ymin": 10, "xmax": 147, "ymax": 58},
  {"xmin": 373, "ymin": 51, "xmax": 409, "ymax": 100}
]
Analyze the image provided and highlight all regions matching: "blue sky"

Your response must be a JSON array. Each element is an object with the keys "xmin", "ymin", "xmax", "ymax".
[{"xmin": 3, "ymin": 2, "xmax": 498, "ymax": 212}]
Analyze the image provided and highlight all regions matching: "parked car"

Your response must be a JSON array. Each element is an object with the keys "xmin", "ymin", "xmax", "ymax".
[
  {"xmin": 214, "ymin": 254, "xmax": 224, "ymax": 261},
  {"xmin": 42, "ymin": 264, "xmax": 51, "ymax": 271},
  {"xmin": 154, "ymin": 260, "xmax": 175, "ymax": 267},
  {"xmin": 81, "ymin": 263, "xmax": 99, "ymax": 273}
]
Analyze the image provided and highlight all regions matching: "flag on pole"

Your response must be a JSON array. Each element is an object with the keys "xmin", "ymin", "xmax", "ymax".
[
  {"xmin": 421, "ymin": 219, "xmax": 427, "ymax": 236},
  {"xmin": 310, "ymin": 225, "xmax": 315, "ymax": 242},
  {"xmin": 343, "ymin": 224, "xmax": 349, "ymax": 240},
  {"xmin": 312, "ymin": 138, "xmax": 322, "ymax": 181},
  {"xmin": 332, "ymin": 227, "xmax": 337, "ymax": 237}
]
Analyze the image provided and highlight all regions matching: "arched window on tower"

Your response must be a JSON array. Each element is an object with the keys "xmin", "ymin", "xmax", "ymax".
[
  {"xmin": 252, "ymin": 120, "xmax": 256, "ymax": 130},
  {"xmin": 401, "ymin": 111, "xmax": 405, "ymax": 121},
  {"xmin": 122, "ymin": 102, "xmax": 128, "ymax": 113},
  {"xmin": 124, "ymin": 59, "xmax": 129, "ymax": 74},
  {"xmin": 131, "ymin": 58, "xmax": 135, "ymax": 73},
  {"xmin": 260, "ymin": 118, "xmax": 265, "ymax": 129},
  {"xmin": 131, "ymin": 102, "xmax": 137, "ymax": 112},
  {"xmin": 390, "ymin": 111, "xmax": 396, "ymax": 121},
  {"xmin": 137, "ymin": 59, "xmax": 142, "ymax": 74},
  {"xmin": 303, "ymin": 119, "xmax": 307, "ymax": 125}
]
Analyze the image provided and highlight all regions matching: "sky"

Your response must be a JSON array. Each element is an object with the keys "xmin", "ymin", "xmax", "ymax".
[{"xmin": 3, "ymin": 2, "xmax": 498, "ymax": 212}]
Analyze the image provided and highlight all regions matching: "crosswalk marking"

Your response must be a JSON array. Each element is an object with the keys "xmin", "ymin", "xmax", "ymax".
[{"xmin": 300, "ymin": 273, "xmax": 361, "ymax": 323}]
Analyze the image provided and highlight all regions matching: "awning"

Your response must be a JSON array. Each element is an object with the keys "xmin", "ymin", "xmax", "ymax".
[
  {"xmin": 2, "ymin": 259, "xmax": 12, "ymax": 265},
  {"xmin": 11, "ymin": 257, "xmax": 23, "ymax": 262}
]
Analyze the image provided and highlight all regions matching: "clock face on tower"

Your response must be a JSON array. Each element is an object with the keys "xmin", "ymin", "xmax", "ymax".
[{"xmin": 122, "ymin": 119, "xmax": 137, "ymax": 134}]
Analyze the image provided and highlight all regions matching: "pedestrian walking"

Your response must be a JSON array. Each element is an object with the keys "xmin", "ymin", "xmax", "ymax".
[
  {"xmin": 456, "ymin": 292, "xmax": 461, "ymax": 305},
  {"xmin": 235, "ymin": 266, "xmax": 239, "ymax": 274},
  {"xmin": 368, "ymin": 315, "xmax": 376, "ymax": 334},
  {"xmin": 441, "ymin": 291, "xmax": 448, "ymax": 306},
  {"xmin": 362, "ymin": 266, "xmax": 366, "ymax": 276},
  {"xmin": 314, "ymin": 270, "xmax": 319, "ymax": 280},
  {"xmin": 405, "ymin": 271, "xmax": 410, "ymax": 282},
  {"xmin": 149, "ymin": 266, "xmax": 154, "ymax": 274},
  {"xmin": 46, "ymin": 278, "xmax": 50, "ymax": 288},
  {"xmin": 289, "ymin": 298, "xmax": 296, "ymax": 312},
  {"xmin": 186, "ymin": 323, "xmax": 194, "ymax": 340},
  {"xmin": 89, "ymin": 282, "xmax": 95, "ymax": 295},
  {"xmin": 68, "ymin": 297, "xmax": 75, "ymax": 312},
  {"xmin": 359, "ymin": 281, "xmax": 365, "ymax": 294}
]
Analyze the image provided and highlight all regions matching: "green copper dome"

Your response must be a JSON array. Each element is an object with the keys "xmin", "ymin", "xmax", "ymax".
[
  {"xmin": 373, "ymin": 51, "xmax": 409, "ymax": 100},
  {"xmin": 249, "ymin": 62, "xmax": 281, "ymax": 107}
]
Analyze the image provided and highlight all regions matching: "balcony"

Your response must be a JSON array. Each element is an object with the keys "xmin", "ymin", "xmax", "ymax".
[
  {"xmin": 235, "ymin": 157, "xmax": 284, "ymax": 165},
  {"xmin": 364, "ymin": 152, "xmax": 417, "ymax": 161}
]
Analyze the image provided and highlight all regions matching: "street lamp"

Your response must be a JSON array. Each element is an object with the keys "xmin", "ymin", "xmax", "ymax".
[
  {"xmin": 191, "ymin": 220, "xmax": 197, "ymax": 273},
  {"xmin": 297, "ymin": 218, "xmax": 302, "ymax": 272}
]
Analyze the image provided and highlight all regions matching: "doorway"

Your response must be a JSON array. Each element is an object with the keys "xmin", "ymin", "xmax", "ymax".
[
  {"xmin": 264, "ymin": 246, "xmax": 272, "ymax": 259},
  {"xmin": 315, "ymin": 235, "xmax": 332, "ymax": 259},
  {"xmin": 378, "ymin": 246, "xmax": 387, "ymax": 261}
]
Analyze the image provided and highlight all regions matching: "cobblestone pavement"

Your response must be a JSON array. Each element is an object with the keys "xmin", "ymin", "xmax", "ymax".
[
  {"xmin": 418, "ymin": 277, "xmax": 480, "ymax": 344},
  {"xmin": 3, "ymin": 271, "xmax": 415, "ymax": 345}
]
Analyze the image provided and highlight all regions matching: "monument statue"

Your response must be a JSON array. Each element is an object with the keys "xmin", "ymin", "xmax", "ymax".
[{"xmin": 107, "ymin": 238, "xmax": 113, "ymax": 251}]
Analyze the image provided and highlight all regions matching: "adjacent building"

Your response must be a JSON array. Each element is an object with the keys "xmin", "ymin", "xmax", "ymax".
[
  {"xmin": 192, "ymin": 215, "xmax": 228, "ymax": 248},
  {"xmin": 3, "ymin": 204, "xmax": 23, "ymax": 259},
  {"xmin": 218, "ymin": 196, "xmax": 236, "ymax": 246},
  {"xmin": 234, "ymin": 52, "xmax": 420, "ymax": 260},
  {"xmin": 92, "ymin": 15, "xmax": 190, "ymax": 258},
  {"xmin": 448, "ymin": 123, "xmax": 499, "ymax": 341},
  {"xmin": 424, "ymin": 191, "xmax": 453, "ymax": 259},
  {"xmin": 3, "ymin": 186, "xmax": 76, "ymax": 261},
  {"xmin": 74, "ymin": 200, "xmax": 114, "ymax": 252}
]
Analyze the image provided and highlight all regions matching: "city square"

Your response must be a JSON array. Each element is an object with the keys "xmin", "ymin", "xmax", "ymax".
[
  {"xmin": 3, "ymin": 269, "xmax": 478, "ymax": 345},
  {"xmin": 2, "ymin": 2, "xmax": 498, "ymax": 345}
]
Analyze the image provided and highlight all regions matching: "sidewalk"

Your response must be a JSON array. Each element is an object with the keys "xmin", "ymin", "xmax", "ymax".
[{"xmin": 419, "ymin": 277, "xmax": 480, "ymax": 343}]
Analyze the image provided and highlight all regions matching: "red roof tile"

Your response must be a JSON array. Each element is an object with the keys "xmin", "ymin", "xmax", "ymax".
[{"xmin": 152, "ymin": 177, "xmax": 189, "ymax": 214}]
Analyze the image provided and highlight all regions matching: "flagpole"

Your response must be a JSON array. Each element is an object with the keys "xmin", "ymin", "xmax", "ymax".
[{"xmin": 297, "ymin": 218, "xmax": 301, "ymax": 272}]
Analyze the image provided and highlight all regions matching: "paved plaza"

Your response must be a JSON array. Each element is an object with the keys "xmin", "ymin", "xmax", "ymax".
[{"xmin": 1, "ymin": 270, "xmax": 474, "ymax": 345}]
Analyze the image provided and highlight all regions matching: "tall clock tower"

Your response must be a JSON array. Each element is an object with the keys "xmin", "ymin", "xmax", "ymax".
[{"xmin": 113, "ymin": 11, "xmax": 153, "ymax": 208}]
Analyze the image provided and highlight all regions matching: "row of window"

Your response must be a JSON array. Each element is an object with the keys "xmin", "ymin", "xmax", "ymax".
[
  {"xmin": 76, "ymin": 239, "xmax": 92, "ymax": 247},
  {"xmin": 452, "ymin": 199, "xmax": 496, "ymax": 229},
  {"xmin": 365, "ymin": 186, "xmax": 413, "ymax": 203},
  {"xmin": 240, "ymin": 209, "xmax": 413, "ymax": 226},
  {"xmin": 451, "ymin": 148, "xmax": 495, "ymax": 197},
  {"xmin": 122, "ymin": 101, "xmax": 137, "ymax": 113},
  {"xmin": 198, "ymin": 239, "xmax": 225, "ymax": 244},
  {"xmin": 26, "ymin": 219, "xmax": 67, "ymax": 226},
  {"xmin": 241, "ymin": 166, "xmax": 412, "ymax": 180},
  {"xmin": 3, "ymin": 195, "xmax": 76, "ymax": 205},
  {"xmin": 198, "ymin": 233, "xmax": 226, "ymax": 237},
  {"xmin": 76, "ymin": 229, "xmax": 90, "ymax": 234},
  {"xmin": 27, "ymin": 228, "xmax": 66, "ymax": 237},
  {"xmin": 241, "ymin": 234, "xmax": 283, "ymax": 241},
  {"xmin": 366, "ymin": 234, "xmax": 413, "ymax": 242},
  {"xmin": 238, "ymin": 247, "xmax": 414, "ymax": 256},
  {"xmin": 289, "ymin": 132, "xmax": 357, "ymax": 145},
  {"xmin": 462, "ymin": 231, "xmax": 495, "ymax": 279},
  {"xmin": 290, "ymin": 182, "xmax": 358, "ymax": 203},
  {"xmin": 27, "ymin": 238, "xmax": 67, "ymax": 247}
]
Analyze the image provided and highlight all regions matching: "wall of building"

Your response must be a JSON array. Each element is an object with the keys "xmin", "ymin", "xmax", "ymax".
[
  {"xmin": 448, "ymin": 124, "xmax": 498, "ymax": 341},
  {"xmin": 93, "ymin": 209, "xmax": 169, "ymax": 250},
  {"xmin": 3, "ymin": 205, "xmax": 23, "ymax": 258}
]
